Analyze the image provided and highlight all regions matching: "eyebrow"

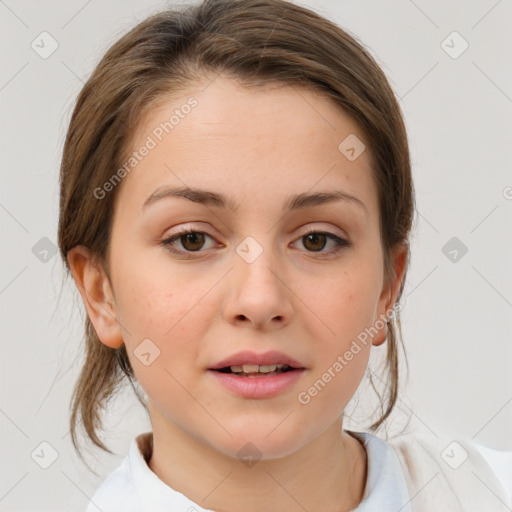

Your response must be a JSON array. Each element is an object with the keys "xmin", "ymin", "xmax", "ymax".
[{"xmin": 142, "ymin": 185, "xmax": 368, "ymax": 217}]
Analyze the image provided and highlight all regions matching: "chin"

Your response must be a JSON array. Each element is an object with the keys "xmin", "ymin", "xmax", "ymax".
[{"xmin": 209, "ymin": 420, "xmax": 312, "ymax": 462}]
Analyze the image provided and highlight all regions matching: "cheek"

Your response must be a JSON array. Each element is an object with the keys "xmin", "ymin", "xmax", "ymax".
[
  {"xmin": 297, "ymin": 270, "xmax": 378, "ymax": 404},
  {"xmin": 117, "ymin": 280, "xmax": 205, "ymax": 406},
  {"xmin": 302, "ymin": 270, "xmax": 380, "ymax": 343},
  {"xmin": 115, "ymin": 260, "xmax": 198, "ymax": 336},
  {"xmin": 114, "ymin": 262, "xmax": 222, "ymax": 378}
]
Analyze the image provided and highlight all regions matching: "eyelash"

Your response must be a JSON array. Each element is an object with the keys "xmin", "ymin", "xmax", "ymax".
[{"xmin": 160, "ymin": 227, "xmax": 351, "ymax": 257}]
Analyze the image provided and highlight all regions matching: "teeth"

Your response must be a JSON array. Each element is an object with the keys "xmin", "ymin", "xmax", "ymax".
[
  {"xmin": 258, "ymin": 364, "xmax": 278, "ymax": 373},
  {"xmin": 242, "ymin": 364, "xmax": 260, "ymax": 373},
  {"xmin": 229, "ymin": 364, "xmax": 288, "ymax": 374}
]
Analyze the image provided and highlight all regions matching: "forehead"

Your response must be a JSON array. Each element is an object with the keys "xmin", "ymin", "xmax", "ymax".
[
  {"xmin": 116, "ymin": 76, "xmax": 378, "ymax": 219},
  {"xmin": 135, "ymin": 77, "xmax": 363, "ymax": 145}
]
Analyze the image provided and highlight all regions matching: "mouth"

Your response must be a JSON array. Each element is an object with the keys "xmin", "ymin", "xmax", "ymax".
[
  {"xmin": 208, "ymin": 350, "xmax": 306, "ymax": 398},
  {"xmin": 214, "ymin": 364, "xmax": 297, "ymax": 377},
  {"xmin": 208, "ymin": 350, "xmax": 306, "ymax": 374}
]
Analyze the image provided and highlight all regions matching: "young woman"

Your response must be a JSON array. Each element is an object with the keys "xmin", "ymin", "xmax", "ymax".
[{"xmin": 58, "ymin": 0, "xmax": 511, "ymax": 510}]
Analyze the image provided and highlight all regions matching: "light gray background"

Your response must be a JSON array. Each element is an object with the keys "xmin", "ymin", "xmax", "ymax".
[{"xmin": 1, "ymin": 0, "xmax": 511, "ymax": 510}]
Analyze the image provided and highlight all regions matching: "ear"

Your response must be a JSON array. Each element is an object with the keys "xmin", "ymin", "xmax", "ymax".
[
  {"xmin": 372, "ymin": 243, "xmax": 409, "ymax": 347},
  {"xmin": 67, "ymin": 246, "xmax": 124, "ymax": 348}
]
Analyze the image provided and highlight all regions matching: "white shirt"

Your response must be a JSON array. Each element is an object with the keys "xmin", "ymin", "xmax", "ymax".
[{"xmin": 85, "ymin": 430, "xmax": 511, "ymax": 512}]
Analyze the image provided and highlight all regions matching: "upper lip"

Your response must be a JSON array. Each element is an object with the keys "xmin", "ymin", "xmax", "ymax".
[{"xmin": 209, "ymin": 350, "xmax": 305, "ymax": 370}]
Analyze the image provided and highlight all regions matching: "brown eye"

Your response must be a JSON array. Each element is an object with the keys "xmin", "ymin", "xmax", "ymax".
[
  {"xmin": 302, "ymin": 233, "xmax": 328, "ymax": 252},
  {"xmin": 161, "ymin": 229, "xmax": 216, "ymax": 255},
  {"xmin": 179, "ymin": 232, "xmax": 205, "ymax": 251},
  {"xmin": 295, "ymin": 230, "xmax": 351, "ymax": 255}
]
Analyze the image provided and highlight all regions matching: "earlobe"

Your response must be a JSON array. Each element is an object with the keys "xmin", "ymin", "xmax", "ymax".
[
  {"xmin": 373, "ymin": 243, "xmax": 409, "ymax": 347},
  {"xmin": 66, "ymin": 246, "xmax": 124, "ymax": 348},
  {"xmin": 371, "ymin": 319, "xmax": 388, "ymax": 347}
]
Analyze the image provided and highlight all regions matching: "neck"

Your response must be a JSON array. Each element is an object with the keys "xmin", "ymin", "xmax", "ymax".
[{"xmin": 147, "ymin": 417, "xmax": 367, "ymax": 512}]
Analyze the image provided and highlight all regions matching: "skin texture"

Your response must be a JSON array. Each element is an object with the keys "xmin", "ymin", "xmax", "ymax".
[{"xmin": 68, "ymin": 76, "xmax": 407, "ymax": 512}]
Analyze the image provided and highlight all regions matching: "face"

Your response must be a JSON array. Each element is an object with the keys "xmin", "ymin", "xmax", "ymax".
[{"xmin": 72, "ymin": 76, "xmax": 406, "ymax": 460}]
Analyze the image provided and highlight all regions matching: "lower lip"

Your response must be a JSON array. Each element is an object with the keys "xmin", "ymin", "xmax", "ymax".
[{"xmin": 208, "ymin": 369, "xmax": 305, "ymax": 399}]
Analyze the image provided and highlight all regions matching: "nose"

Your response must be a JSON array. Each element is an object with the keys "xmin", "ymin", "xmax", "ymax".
[{"xmin": 222, "ymin": 240, "xmax": 293, "ymax": 330}]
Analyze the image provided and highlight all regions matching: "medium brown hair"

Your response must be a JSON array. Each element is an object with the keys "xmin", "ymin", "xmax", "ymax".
[{"xmin": 58, "ymin": 0, "xmax": 415, "ymax": 467}]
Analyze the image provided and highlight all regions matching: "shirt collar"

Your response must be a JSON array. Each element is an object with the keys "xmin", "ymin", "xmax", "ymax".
[
  {"xmin": 129, "ymin": 431, "xmax": 215, "ymax": 511},
  {"xmin": 129, "ymin": 430, "xmax": 411, "ymax": 512},
  {"xmin": 348, "ymin": 431, "xmax": 412, "ymax": 512}
]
